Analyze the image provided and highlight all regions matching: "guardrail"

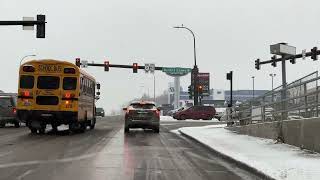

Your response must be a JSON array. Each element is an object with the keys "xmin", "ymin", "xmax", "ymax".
[{"xmin": 227, "ymin": 71, "xmax": 320, "ymax": 126}]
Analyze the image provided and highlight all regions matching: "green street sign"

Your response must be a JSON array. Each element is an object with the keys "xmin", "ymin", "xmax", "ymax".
[{"xmin": 162, "ymin": 67, "xmax": 192, "ymax": 76}]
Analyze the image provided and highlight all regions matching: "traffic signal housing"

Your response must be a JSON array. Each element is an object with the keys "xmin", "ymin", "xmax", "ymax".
[
  {"xmin": 290, "ymin": 57, "xmax": 296, "ymax": 64},
  {"xmin": 133, "ymin": 63, "xmax": 138, "ymax": 73},
  {"xmin": 104, "ymin": 61, "xmax": 109, "ymax": 71},
  {"xmin": 226, "ymin": 71, "xmax": 232, "ymax": 80},
  {"xmin": 271, "ymin": 55, "xmax": 277, "ymax": 67},
  {"xmin": 188, "ymin": 85, "xmax": 193, "ymax": 99},
  {"xmin": 75, "ymin": 58, "xmax": 81, "ymax": 67},
  {"xmin": 255, "ymin": 59, "xmax": 260, "ymax": 70},
  {"xmin": 311, "ymin": 47, "xmax": 318, "ymax": 61},
  {"xmin": 36, "ymin": 15, "xmax": 46, "ymax": 38},
  {"xmin": 198, "ymin": 85, "xmax": 203, "ymax": 96}
]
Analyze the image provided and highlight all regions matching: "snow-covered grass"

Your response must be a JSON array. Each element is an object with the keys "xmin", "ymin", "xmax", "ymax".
[
  {"xmin": 160, "ymin": 116, "xmax": 220, "ymax": 122},
  {"xmin": 178, "ymin": 125, "xmax": 320, "ymax": 180}
]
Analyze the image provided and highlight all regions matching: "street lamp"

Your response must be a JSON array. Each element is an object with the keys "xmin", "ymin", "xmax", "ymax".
[
  {"xmin": 173, "ymin": 24, "xmax": 199, "ymax": 105},
  {"xmin": 269, "ymin": 73, "xmax": 276, "ymax": 90},
  {"xmin": 20, "ymin": 54, "xmax": 36, "ymax": 66},
  {"xmin": 251, "ymin": 76, "xmax": 255, "ymax": 99}
]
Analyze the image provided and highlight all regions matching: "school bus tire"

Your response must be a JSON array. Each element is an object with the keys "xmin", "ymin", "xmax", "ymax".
[
  {"xmin": 79, "ymin": 122, "xmax": 86, "ymax": 133},
  {"xmin": 30, "ymin": 128, "xmax": 37, "ymax": 134},
  {"xmin": 90, "ymin": 118, "xmax": 96, "ymax": 130}
]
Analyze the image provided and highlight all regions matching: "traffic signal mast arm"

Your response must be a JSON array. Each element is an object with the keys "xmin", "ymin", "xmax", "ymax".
[
  {"xmin": 0, "ymin": 20, "xmax": 45, "ymax": 26},
  {"xmin": 256, "ymin": 47, "xmax": 320, "ymax": 69},
  {"xmin": 85, "ymin": 62, "xmax": 164, "ymax": 71}
]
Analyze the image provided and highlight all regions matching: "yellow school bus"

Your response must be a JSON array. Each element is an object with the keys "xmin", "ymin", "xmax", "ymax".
[{"xmin": 17, "ymin": 59, "xmax": 98, "ymax": 134}]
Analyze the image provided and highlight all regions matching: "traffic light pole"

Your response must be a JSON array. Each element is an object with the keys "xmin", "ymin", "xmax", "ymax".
[
  {"xmin": 193, "ymin": 65, "xmax": 199, "ymax": 106},
  {"xmin": 254, "ymin": 44, "xmax": 320, "ymax": 142},
  {"xmin": 173, "ymin": 25, "xmax": 199, "ymax": 106}
]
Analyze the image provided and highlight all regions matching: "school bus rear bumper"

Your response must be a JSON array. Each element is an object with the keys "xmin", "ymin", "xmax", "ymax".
[{"xmin": 17, "ymin": 110, "xmax": 77, "ymax": 124}]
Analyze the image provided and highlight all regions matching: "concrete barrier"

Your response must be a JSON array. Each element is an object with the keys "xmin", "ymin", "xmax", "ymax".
[{"xmin": 227, "ymin": 117, "xmax": 320, "ymax": 153}]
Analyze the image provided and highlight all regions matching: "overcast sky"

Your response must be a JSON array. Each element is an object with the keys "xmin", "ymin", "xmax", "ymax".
[{"xmin": 1, "ymin": 0, "xmax": 319, "ymax": 113}]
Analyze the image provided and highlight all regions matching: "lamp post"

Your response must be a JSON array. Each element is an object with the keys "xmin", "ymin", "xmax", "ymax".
[
  {"xmin": 20, "ymin": 54, "xmax": 36, "ymax": 66},
  {"xmin": 251, "ymin": 76, "xmax": 255, "ymax": 99},
  {"xmin": 269, "ymin": 73, "xmax": 276, "ymax": 90},
  {"xmin": 173, "ymin": 25, "xmax": 199, "ymax": 105}
]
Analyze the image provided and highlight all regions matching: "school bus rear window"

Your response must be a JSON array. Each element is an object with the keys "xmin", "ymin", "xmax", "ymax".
[
  {"xmin": 63, "ymin": 77, "xmax": 77, "ymax": 90},
  {"xmin": 37, "ymin": 76, "xmax": 60, "ymax": 89},
  {"xmin": 20, "ymin": 75, "xmax": 34, "ymax": 89}
]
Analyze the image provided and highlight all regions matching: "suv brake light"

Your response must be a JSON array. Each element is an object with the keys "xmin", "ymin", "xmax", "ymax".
[
  {"xmin": 12, "ymin": 108, "xmax": 17, "ymax": 114},
  {"xmin": 153, "ymin": 110, "xmax": 160, "ymax": 118}
]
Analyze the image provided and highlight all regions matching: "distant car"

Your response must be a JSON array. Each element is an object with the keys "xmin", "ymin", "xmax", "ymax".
[
  {"xmin": 0, "ymin": 95, "xmax": 20, "ymax": 128},
  {"xmin": 96, "ymin": 107, "xmax": 105, "ymax": 117},
  {"xmin": 214, "ymin": 107, "xmax": 226, "ymax": 120},
  {"xmin": 173, "ymin": 105, "xmax": 216, "ymax": 120},
  {"xmin": 123, "ymin": 101, "xmax": 160, "ymax": 133},
  {"xmin": 167, "ymin": 107, "xmax": 185, "ymax": 116}
]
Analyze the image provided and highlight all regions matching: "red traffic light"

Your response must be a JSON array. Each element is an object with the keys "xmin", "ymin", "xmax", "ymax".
[
  {"xmin": 75, "ymin": 58, "xmax": 81, "ymax": 67},
  {"xmin": 133, "ymin": 63, "xmax": 138, "ymax": 73}
]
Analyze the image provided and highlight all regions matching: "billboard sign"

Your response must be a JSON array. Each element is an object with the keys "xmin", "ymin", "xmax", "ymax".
[{"xmin": 198, "ymin": 73, "xmax": 210, "ymax": 96}]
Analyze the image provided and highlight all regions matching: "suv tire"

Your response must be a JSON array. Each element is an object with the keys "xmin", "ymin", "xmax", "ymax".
[
  {"xmin": 14, "ymin": 122, "xmax": 20, "ymax": 128},
  {"xmin": 154, "ymin": 126, "xmax": 160, "ymax": 133},
  {"xmin": 124, "ymin": 127, "xmax": 129, "ymax": 133}
]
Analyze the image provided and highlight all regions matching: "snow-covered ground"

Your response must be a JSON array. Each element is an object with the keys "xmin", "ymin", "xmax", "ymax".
[
  {"xmin": 160, "ymin": 116, "xmax": 220, "ymax": 122},
  {"xmin": 177, "ymin": 125, "xmax": 320, "ymax": 180}
]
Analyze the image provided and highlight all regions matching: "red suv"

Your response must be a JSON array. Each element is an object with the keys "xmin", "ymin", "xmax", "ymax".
[{"xmin": 173, "ymin": 106, "xmax": 216, "ymax": 120}]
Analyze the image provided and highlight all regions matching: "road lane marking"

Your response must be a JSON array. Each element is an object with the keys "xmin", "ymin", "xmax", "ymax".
[
  {"xmin": 0, "ymin": 153, "xmax": 97, "ymax": 169},
  {"xmin": 17, "ymin": 169, "xmax": 34, "ymax": 180}
]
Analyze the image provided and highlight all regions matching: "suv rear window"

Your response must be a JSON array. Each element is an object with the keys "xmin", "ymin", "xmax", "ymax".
[
  {"xmin": 37, "ymin": 76, "xmax": 60, "ymax": 89},
  {"xmin": 20, "ymin": 75, "xmax": 34, "ymax": 89},
  {"xmin": 131, "ymin": 103, "xmax": 155, "ymax": 109},
  {"xmin": 63, "ymin": 77, "xmax": 77, "ymax": 90},
  {"xmin": 0, "ymin": 98, "xmax": 12, "ymax": 108}
]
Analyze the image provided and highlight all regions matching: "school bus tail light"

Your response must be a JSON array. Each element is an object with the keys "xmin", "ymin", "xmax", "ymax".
[
  {"xmin": 23, "ymin": 91, "xmax": 30, "ymax": 97},
  {"xmin": 64, "ymin": 93, "xmax": 75, "ymax": 99}
]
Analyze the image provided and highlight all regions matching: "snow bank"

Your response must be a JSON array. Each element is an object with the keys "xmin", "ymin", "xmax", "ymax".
[
  {"xmin": 160, "ymin": 116, "xmax": 220, "ymax": 122},
  {"xmin": 178, "ymin": 125, "xmax": 320, "ymax": 180}
]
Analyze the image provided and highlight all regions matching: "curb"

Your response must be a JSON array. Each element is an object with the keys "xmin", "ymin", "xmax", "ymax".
[{"xmin": 178, "ymin": 129, "xmax": 276, "ymax": 180}]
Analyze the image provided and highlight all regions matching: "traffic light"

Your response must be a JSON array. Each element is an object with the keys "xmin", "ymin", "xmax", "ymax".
[
  {"xmin": 198, "ymin": 85, "xmax": 203, "ymax": 96},
  {"xmin": 133, "ymin": 63, "xmax": 138, "ymax": 73},
  {"xmin": 290, "ymin": 57, "xmax": 296, "ymax": 64},
  {"xmin": 188, "ymin": 85, "xmax": 193, "ymax": 99},
  {"xmin": 311, "ymin": 47, "xmax": 318, "ymax": 61},
  {"xmin": 226, "ymin": 71, "xmax": 232, "ymax": 80},
  {"xmin": 271, "ymin": 55, "xmax": 277, "ymax": 67},
  {"xmin": 36, "ymin": 15, "xmax": 46, "ymax": 38},
  {"xmin": 255, "ymin": 59, "xmax": 260, "ymax": 70},
  {"xmin": 104, "ymin": 61, "xmax": 109, "ymax": 71},
  {"xmin": 75, "ymin": 58, "xmax": 81, "ymax": 67}
]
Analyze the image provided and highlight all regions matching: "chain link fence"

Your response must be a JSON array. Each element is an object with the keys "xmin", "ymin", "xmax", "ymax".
[{"xmin": 227, "ymin": 71, "xmax": 320, "ymax": 126}]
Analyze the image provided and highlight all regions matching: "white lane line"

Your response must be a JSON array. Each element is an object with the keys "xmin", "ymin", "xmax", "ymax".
[
  {"xmin": 0, "ymin": 151, "xmax": 13, "ymax": 158},
  {"xmin": 17, "ymin": 169, "xmax": 34, "ymax": 180},
  {"xmin": 0, "ymin": 153, "xmax": 97, "ymax": 169}
]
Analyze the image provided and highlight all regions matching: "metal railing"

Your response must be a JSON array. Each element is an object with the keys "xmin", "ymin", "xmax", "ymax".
[{"xmin": 227, "ymin": 71, "xmax": 320, "ymax": 126}]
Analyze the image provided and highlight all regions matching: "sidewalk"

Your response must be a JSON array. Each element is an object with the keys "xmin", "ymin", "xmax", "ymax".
[{"xmin": 177, "ymin": 125, "xmax": 320, "ymax": 180}]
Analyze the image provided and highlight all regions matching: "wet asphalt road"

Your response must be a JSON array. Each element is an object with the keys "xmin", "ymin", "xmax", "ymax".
[{"xmin": 0, "ymin": 116, "xmax": 262, "ymax": 180}]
